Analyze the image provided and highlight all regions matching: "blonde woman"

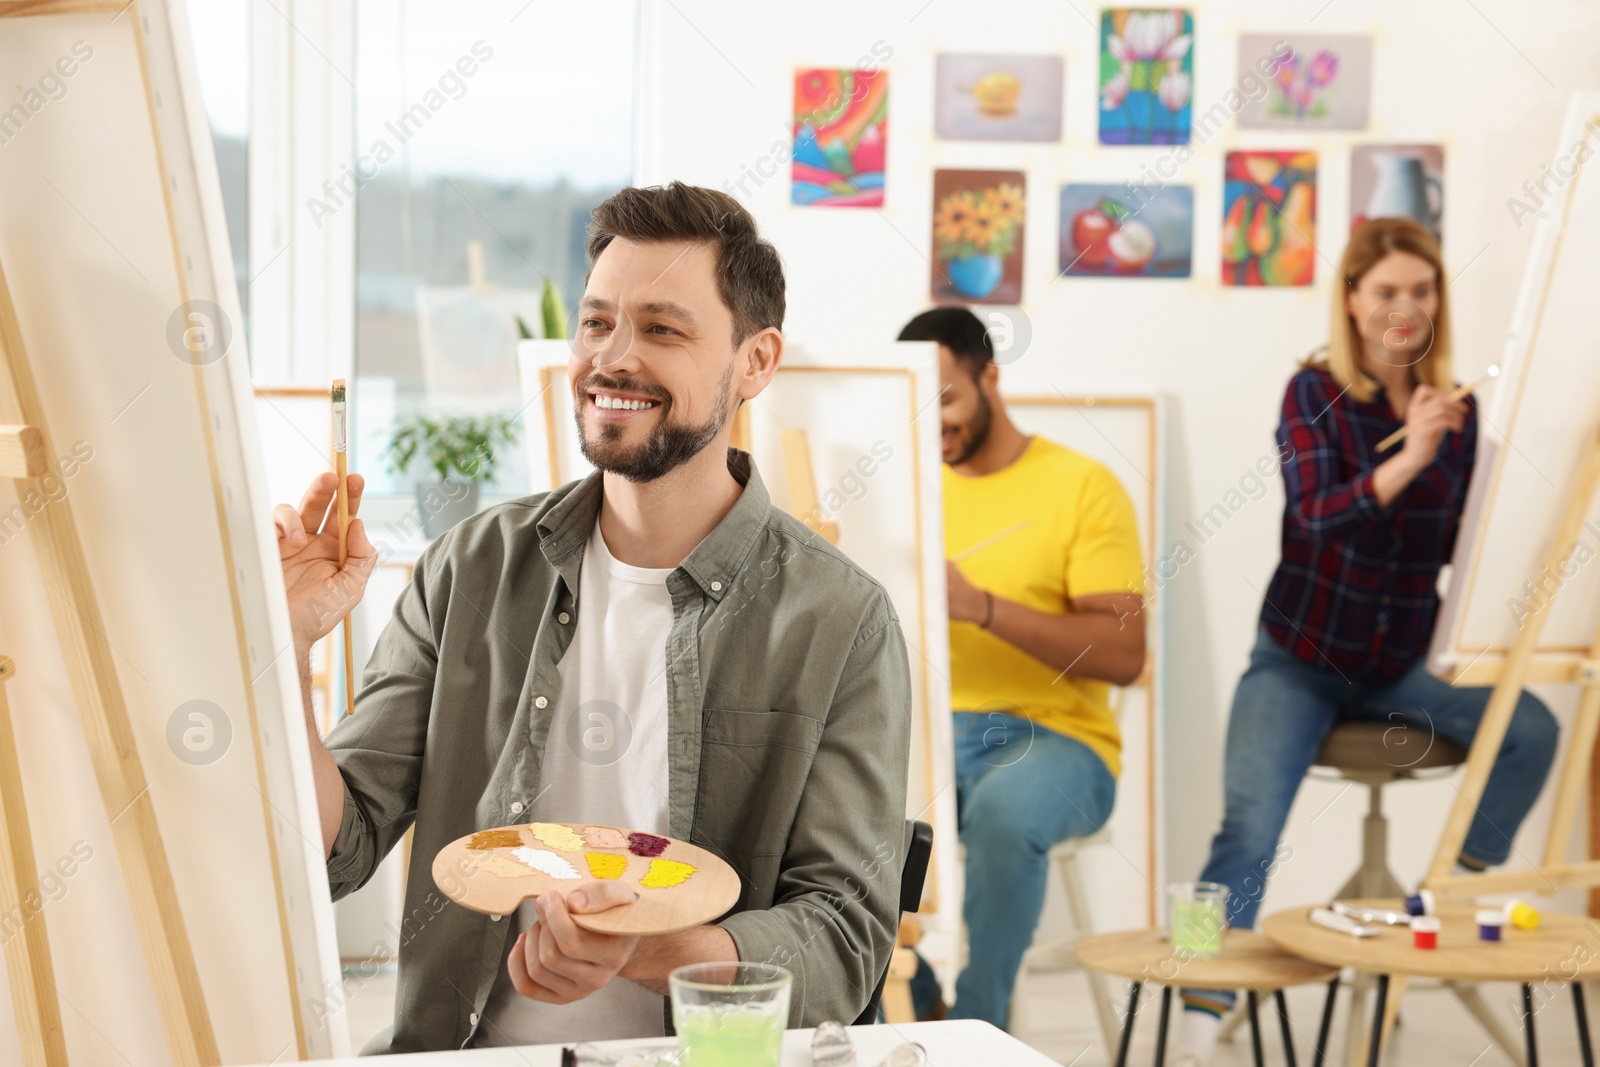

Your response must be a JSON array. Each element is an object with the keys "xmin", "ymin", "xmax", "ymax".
[{"xmin": 1173, "ymin": 218, "xmax": 1558, "ymax": 1064}]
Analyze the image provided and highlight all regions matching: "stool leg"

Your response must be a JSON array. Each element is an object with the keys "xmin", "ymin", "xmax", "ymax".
[
  {"xmin": 1247, "ymin": 990, "xmax": 1265, "ymax": 1067},
  {"xmin": 1153, "ymin": 985, "xmax": 1173, "ymax": 1067},
  {"xmin": 1522, "ymin": 984, "xmax": 1539, "ymax": 1067},
  {"xmin": 1115, "ymin": 981, "xmax": 1141, "ymax": 1067},
  {"xmin": 1276, "ymin": 988, "xmax": 1299, "ymax": 1067},
  {"xmin": 1312, "ymin": 976, "xmax": 1339, "ymax": 1067},
  {"xmin": 1575, "ymin": 982, "xmax": 1594, "ymax": 1067},
  {"xmin": 1367, "ymin": 974, "xmax": 1389, "ymax": 1067}
]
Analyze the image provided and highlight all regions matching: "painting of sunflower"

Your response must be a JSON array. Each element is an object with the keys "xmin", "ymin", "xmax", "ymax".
[{"xmin": 930, "ymin": 169, "xmax": 1026, "ymax": 304}]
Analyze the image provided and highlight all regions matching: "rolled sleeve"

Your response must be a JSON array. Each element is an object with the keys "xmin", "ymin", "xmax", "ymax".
[{"xmin": 718, "ymin": 610, "xmax": 912, "ymax": 1025}]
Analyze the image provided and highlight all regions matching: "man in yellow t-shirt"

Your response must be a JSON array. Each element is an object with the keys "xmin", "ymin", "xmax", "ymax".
[{"xmin": 898, "ymin": 307, "xmax": 1146, "ymax": 1029}]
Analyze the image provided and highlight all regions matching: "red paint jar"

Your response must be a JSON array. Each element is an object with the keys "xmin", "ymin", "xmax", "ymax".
[{"xmin": 1412, "ymin": 916, "xmax": 1441, "ymax": 949}]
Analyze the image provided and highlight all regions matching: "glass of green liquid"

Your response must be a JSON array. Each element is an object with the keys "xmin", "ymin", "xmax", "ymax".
[
  {"xmin": 670, "ymin": 961, "xmax": 792, "ymax": 1067},
  {"xmin": 1169, "ymin": 881, "xmax": 1229, "ymax": 959}
]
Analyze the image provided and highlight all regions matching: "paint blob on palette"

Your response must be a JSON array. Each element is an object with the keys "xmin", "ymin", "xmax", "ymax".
[{"xmin": 435, "ymin": 820, "xmax": 738, "ymax": 933}]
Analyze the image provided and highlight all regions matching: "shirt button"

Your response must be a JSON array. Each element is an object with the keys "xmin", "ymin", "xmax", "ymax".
[
  {"xmin": 510, "ymin": 801, "xmax": 524, "ymax": 814},
  {"xmin": 711, "ymin": 580, "xmax": 723, "ymax": 592},
  {"xmin": 558, "ymin": 611, "xmax": 571, "ymax": 624},
  {"xmin": 469, "ymin": 1012, "xmax": 479, "ymax": 1026},
  {"xmin": 491, "ymin": 913, "xmax": 502, "ymax": 921},
  {"xmin": 535, "ymin": 696, "xmax": 549, "ymax": 709}
]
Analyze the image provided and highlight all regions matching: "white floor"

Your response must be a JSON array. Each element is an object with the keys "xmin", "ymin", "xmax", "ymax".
[{"xmin": 341, "ymin": 959, "xmax": 1596, "ymax": 1063}]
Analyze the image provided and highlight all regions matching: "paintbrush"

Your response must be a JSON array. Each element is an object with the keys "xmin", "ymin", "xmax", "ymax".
[
  {"xmin": 1376, "ymin": 364, "xmax": 1500, "ymax": 453},
  {"xmin": 332, "ymin": 379, "xmax": 355, "ymax": 719},
  {"xmin": 952, "ymin": 520, "xmax": 1029, "ymax": 563}
]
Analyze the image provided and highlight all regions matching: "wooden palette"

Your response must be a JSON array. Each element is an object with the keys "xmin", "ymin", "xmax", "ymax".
[{"xmin": 432, "ymin": 822, "xmax": 741, "ymax": 935}]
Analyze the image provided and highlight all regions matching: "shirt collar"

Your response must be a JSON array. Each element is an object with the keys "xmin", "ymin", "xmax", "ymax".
[{"xmin": 535, "ymin": 448, "xmax": 770, "ymax": 602}]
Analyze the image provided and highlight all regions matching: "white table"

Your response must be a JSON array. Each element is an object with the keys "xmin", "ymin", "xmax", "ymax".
[{"xmin": 245, "ymin": 1021, "xmax": 1058, "ymax": 1065}]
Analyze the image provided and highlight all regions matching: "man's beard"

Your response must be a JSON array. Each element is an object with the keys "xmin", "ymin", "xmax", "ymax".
[
  {"xmin": 947, "ymin": 389, "xmax": 994, "ymax": 467},
  {"xmin": 574, "ymin": 363, "xmax": 734, "ymax": 483}
]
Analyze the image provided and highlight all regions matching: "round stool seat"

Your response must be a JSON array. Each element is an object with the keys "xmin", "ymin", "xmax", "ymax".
[{"xmin": 1313, "ymin": 721, "xmax": 1468, "ymax": 775}]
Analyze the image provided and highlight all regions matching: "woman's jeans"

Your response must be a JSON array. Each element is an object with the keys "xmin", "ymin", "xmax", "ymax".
[
  {"xmin": 945, "ymin": 710, "xmax": 1116, "ymax": 1029},
  {"xmin": 1184, "ymin": 628, "xmax": 1558, "ymax": 1011}
]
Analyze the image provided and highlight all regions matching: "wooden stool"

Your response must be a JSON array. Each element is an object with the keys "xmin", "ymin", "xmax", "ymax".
[
  {"xmin": 1075, "ymin": 928, "xmax": 1340, "ymax": 1066},
  {"xmin": 1263, "ymin": 899, "xmax": 1600, "ymax": 1066}
]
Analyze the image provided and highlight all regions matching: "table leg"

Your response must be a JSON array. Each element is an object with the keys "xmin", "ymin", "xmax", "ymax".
[
  {"xmin": 1247, "ymin": 990, "xmax": 1265, "ymax": 1067},
  {"xmin": 1313, "ymin": 976, "xmax": 1340, "ymax": 1067},
  {"xmin": 1367, "ymin": 974, "xmax": 1389, "ymax": 1067},
  {"xmin": 1522, "ymin": 984, "xmax": 1539, "ymax": 1067},
  {"xmin": 1152, "ymin": 985, "xmax": 1172, "ymax": 1067},
  {"xmin": 1114, "ymin": 980, "xmax": 1141, "ymax": 1067},
  {"xmin": 1276, "ymin": 988, "xmax": 1299, "ymax": 1067},
  {"xmin": 1576, "ymin": 982, "xmax": 1594, "ymax": 1067}
]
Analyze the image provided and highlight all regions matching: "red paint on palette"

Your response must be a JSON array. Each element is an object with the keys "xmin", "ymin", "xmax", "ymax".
[{"xmin": 628, "ymin": 832, "xmax": 669, "ymax": 857}]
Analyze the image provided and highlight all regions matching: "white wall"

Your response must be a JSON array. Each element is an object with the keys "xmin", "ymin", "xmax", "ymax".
[{"xmin": 635, "ymin": 0, "xmax": 1600, "ymax": 925}]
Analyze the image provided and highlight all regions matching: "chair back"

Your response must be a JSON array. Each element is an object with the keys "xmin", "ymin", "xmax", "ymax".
[{"xmin": 853, "ymin": 819, "xmax": 933, "ymax": 1025}]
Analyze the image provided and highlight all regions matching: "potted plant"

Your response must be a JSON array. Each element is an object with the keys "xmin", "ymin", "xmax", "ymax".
[{"xmin": 384, "ymin": 412, "xmax": 519, "ymax": 538}]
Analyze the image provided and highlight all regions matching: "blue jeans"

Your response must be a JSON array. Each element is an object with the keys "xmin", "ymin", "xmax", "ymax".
[
  {"xmin": 946, "ymin": 711, "xmax": 1116, "ymax": 1029},
  {"xmin": 1200, "ymin": 628, "xmax": 1559, "ymax": 936}
]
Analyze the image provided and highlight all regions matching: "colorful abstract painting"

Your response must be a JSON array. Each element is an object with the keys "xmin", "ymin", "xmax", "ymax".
[
  {"xmin": 1236, "ymin": 34, "xmax": 1372, "ymax": 130},
  {"xmin": 930, "ymin": 170, "xmax": 1025, "ymax": 304},
  {"xmin": 1099, "ymin": 8, "xmax": 1193, "ymax": 146},
  {"xmin": 1222, "ymin": 151, "xmax": 1317, "ymax": 287},
  {"xmin": 792, "ymin": 68, "xmax": 887, "ymax": 207},
  {"xmin": 1059, "ymin": 184, "xmax": 1192, "ymax": 278},
  {"xmin": 935, "ymin": 53, "xmax": 1063, "ymax": 142},
  {"xmin": 1351, "ymin": 144, "xmax": 1444, "ymax": 243}
]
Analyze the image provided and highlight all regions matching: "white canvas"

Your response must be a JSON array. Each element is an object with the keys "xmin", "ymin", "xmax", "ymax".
[{"xmin": 0, "ymin": 2, "xmax": 345, "ymax": 1061}]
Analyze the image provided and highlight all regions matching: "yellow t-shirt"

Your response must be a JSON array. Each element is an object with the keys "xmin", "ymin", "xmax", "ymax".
[{"xmin": 944, "ymin": 436, "xmax": 1144, "ymax": 777}]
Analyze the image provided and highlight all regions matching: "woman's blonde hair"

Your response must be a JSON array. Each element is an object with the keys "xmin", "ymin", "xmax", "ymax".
[{"xmin": 1313, "ymin": 217, "xmax": 1453, "ymax": 402}]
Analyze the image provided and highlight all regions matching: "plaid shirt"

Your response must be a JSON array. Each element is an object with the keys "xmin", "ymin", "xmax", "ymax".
[{"xmin": 1260, "ymin": 364, "xmax": 1476, "ymax": 678}]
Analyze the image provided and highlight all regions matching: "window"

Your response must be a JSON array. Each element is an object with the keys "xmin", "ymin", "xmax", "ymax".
[{"xmin": 353, "ymin": 0, "xmax": 637, "ymax": 508}]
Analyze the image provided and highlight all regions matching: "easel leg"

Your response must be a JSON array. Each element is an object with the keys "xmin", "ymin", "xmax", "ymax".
[
  {"xmin": 0, "ymin": 660, "xmax": 68, "ymax": 1067},
  {"xmin": 1449, "ymin": 981, "xmax": 1527, "ymax": 1066}
]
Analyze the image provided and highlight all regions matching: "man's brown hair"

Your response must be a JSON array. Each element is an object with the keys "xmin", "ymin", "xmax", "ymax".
[{"xmin": 585, "ymin": 182, "xmax": 786, "ymax": 345}]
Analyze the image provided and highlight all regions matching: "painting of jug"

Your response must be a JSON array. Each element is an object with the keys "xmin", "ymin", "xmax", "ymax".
[{"xmin": 1351, "ymin": 144, "xmax": 1444, "ymax": 242}]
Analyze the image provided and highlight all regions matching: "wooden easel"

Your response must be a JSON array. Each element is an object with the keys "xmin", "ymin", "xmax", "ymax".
[
  {"xmin": 0, "ymin": 257, "xmax": 219, "ymax": 1063},
  {"xmin": 1366, "ymin": 427, "xmax": 1600, "ymax": 1065},
  {"xmin": 0, "ymin": 655, "xmax": 67, "ymax": 1067},
  {"xmin": 729, "ymin": 407, "xmax": 841, "ymax": 544}
]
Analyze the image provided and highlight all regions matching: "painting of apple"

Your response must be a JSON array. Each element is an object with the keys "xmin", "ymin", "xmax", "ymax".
[{"xmin": 1059, "ymin": 185, "xmax": 1193, "ymax": 278}]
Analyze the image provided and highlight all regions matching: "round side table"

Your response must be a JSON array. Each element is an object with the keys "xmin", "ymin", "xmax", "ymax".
[
  {"xmin": 1263, "ymin": 899, "xmax": 1600, "ymax": 1066},
  {"xmin": 1075, "ymin": 928, "xmax": 1341, "ymax": 1067}
]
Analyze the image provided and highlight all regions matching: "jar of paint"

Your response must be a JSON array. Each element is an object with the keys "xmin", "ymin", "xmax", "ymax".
[
  {"xmin": 1477, "ymin": 910, "xmax": 1505, "ymax": 942},
  {"xmin": 1169, "ymin": 881, "xmax": 1229, "ymax": 958},
  {"xmin": 1412, "ymin": 915, "xmax": 1441, "ymax": 950},
  {"xmin": 1504, "ymin": 899, "xmax": 1541, "ymax": 931},
  {"xmin": 1402, "ymin": 888, "xmax": 1437, "ymax": 917}
]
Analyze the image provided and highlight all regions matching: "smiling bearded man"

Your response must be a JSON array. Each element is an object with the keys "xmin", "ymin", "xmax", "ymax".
[{"xmin": 273, "ymin": 181, "xmax": 913, "ymax": 1051}]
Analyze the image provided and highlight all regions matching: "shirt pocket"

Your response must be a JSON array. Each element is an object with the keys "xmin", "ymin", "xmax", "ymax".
[{"xmin": 693, "ymin": 708, "xmax": 824, "ymax": 864}]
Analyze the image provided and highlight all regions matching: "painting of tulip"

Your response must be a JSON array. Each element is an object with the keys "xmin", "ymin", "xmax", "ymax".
[
  {"xmin": 1236, "ymin": 34, "xmax": 1371, "ymax": 130},
  {"xmin": 934, "ymin": 53, "xmax": 1064, "ymax": 142},
  {"xmin": 1059, "ymin": 184, "xmax": 1192, "ymax": 278},
  {"xmin": 1222, "ymin": 152, "xmax": 1317, "ymax": 287},
  {"xmin": 1099, "ymin": 8, "xmax": 1193, "ymax": 146},
  {"xmin": 930, "ymin": 170, "xmax": 1026, "ymax": 304},
  {"xmin": 792, "ymin": 68, "xmax": 887, "ymax": 207}
]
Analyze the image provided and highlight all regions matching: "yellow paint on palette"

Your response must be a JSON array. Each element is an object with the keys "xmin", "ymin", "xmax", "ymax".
[
  {"xmin": 586, "ymin": 852, "xmax": 628, "ymax": 880},
  {"xmin": 640, "ymin": 858, "xmax": 697, "ymax": 889},
  {"xmin": 526, "ymin": 822, "xmax": 585, "ymax": 851}
]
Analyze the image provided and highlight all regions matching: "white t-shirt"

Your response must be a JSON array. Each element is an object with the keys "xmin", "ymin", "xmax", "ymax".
[{"xmin": 475, "ymin": 521, "xmax": 674, "ymax": 1047}]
